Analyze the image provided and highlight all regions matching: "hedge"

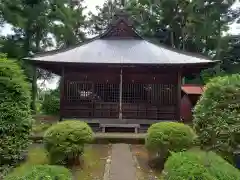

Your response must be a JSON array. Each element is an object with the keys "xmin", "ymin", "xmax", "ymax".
[
  {"xmin": 0, "ymin": 55, "xmax": 32, "ymax": 176},
  {"xmin": 193, "ymin": 74, "xmax": 240, "ymax": 162},
  {"xmin": 163, "ymin": 150, "xmax": 240, "ymax": 180}
]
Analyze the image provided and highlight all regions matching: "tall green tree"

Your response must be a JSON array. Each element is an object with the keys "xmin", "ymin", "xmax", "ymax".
[
  {"xmin": 0, "ymin": 0, "xmax": 87, "ymax": 113},
  {"xmin": 1, "ymin": 0, "xmax": 55, "ymax": 113},
  {"xmin": 220, "ymin": 34, "xmax": 240, "ymax": 74},
  {"xmin": 89, "ymin": 0, "xmax": 238, "ymax": 52},
  {"xmin": 51, "ymin": 0, "xmax": 87, "ymax": 48}
]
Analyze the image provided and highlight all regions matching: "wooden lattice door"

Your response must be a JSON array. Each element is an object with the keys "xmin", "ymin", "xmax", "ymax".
[
  {"xmin": 121, "ymin": 73, "xmax": 177, "ymax": 120},
  {"xmin": 63, "ymin": 72, "xmax": 120, "ymax": 119},
  {"xmin": 64, "ymin": 80, "xmax": 94, "ymax": 117}
]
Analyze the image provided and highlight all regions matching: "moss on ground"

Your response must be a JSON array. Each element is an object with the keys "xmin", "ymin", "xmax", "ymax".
[
  {"xmin": 74, "ymin": 144, "xmax": 110, "ymax": 180},
  {"xmin": 131, "ymin": 145, "xmax": 162, "ymax": 180}
]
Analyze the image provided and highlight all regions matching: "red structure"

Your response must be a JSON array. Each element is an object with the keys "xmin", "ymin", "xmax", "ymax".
[
  {"xmin": 181, "ymin": 84, "xmax": 204, "ymax": 123},
  {"xmin": 24, "ymin": 10, "xmax": 217, "ymax": 130}
]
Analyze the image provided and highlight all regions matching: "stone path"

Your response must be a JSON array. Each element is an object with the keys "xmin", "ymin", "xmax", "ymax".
[{"xmin": 107, "ymin": 144, "xmax": 137, "ymax": 180}]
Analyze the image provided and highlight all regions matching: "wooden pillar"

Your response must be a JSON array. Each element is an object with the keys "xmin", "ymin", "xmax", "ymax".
[
  {"xmin": 176, "ymin": 71, "xmax": 182, "ymax": 121},
  {"xmin": 119, "ymin": 68, "xmax": 123, "ymax": 120},
  {"xmin": 59, "ymin": 66, "xmax": 65, "ymax": 121}
]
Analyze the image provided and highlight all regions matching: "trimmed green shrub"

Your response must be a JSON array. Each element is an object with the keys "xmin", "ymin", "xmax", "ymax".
[
  {"xmin": 43, "ymin": 120, "xmax": 94, "ymax": 165},
  {"xmin": 5, "ymin": 165, "xmax": 72, "ymax": 180},
  {"xmin": 41, "ymin": 88, "xmax": 60, "ymax": 115},
  {"xmin": 163, "ymin": 150, "xmax": 240, "ymax": 180},
  {"xmin": 145, "ymin": 122, "xmax": 196, "ymax": 169},
  {"xmin": 0, "ymin": 55, "xmax": 32, "ymax": 176},
  {"xmin": 193, "ymin": 74, "xmax": 240, "ymax": 162}
]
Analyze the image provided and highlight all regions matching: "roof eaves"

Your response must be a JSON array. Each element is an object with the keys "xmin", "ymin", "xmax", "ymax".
[
  {"xmin": 143, "ymin": 37, "xmax": 220, "ymax": 62},
  {"xmin": 181, "ymin": 85, "xmax": 204, "ymax": 95},
  {"xmin": 23, "ymin": 35, "xmax": 102, "ymax": 60}
]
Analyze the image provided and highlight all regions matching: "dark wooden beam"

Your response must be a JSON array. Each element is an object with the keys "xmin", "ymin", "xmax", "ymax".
[
  {"xmin": 59, "ymin": 66, "xmax": 65, "ymax": 121},
  {"xmin": 176, "ymin": 71, "xmax": 182, "ymax": 121}
]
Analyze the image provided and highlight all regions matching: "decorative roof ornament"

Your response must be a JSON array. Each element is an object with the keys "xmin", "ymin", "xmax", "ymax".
[
  {"xmin": 111, "ymin": 9, "xmax": 133, "ymax": 26},
  {"xmin": 100, "ymin": 1, "xmax": 141, "ymax": 39}
]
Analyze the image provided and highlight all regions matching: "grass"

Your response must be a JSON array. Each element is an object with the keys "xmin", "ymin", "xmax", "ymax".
[
  {"xmin": 6, "ymin": 146, "xmax": 49, "ymax": 177},
  {"xmin": 26, "ymin": 146, "xmax": 49, "ymax": 165},
  {"xmin": 6, "ymin": 144, "xmax": 109, "ymax": 180}
]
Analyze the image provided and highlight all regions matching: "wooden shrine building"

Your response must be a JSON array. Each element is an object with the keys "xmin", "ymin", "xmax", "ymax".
[{"xmin": 25, "ymin": 10, "xmax": 218, "ymax": 130}]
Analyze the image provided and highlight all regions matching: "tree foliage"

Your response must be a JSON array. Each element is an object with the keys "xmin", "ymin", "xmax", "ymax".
[
  {"xmin": 1, "ymin": 0, "xmax": 87, "ymax": 54},
  {"xmin": 220, "ymin": 35, "xmax": 240, "ymax": 74},
  {"xmin": 51, "ymin": 0, "xmax": 87, "ymax": 48},
  {"xmin": 193, "ymin": 74, "xmax": 240, "ymax": 162},
  {"xmin": 41, "ymin": 87, "xmax": 60, "ymax": 115}
]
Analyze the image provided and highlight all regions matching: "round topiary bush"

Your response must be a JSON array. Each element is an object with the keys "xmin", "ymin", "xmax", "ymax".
[
  {"xmin": 145, "ymin": 122, "xmax": 196, "ymax": 169},
  {"xmin": 163, "ymin": 150, "xmax": 240, "ymax": 180},
  {"xmin": 5, "ymin": 165, "xmax": 72, "ymax": 180},
  {"xmin": 193, "ymin": 74, "xmax": 240, "ymax": 162},
  {"xmin": 43, "ymin": 120, "xmax": 94, "ymax": 165},
  {"xmin": 0, "ymin": 55, "xmax": 32, "ymax": 175}
]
